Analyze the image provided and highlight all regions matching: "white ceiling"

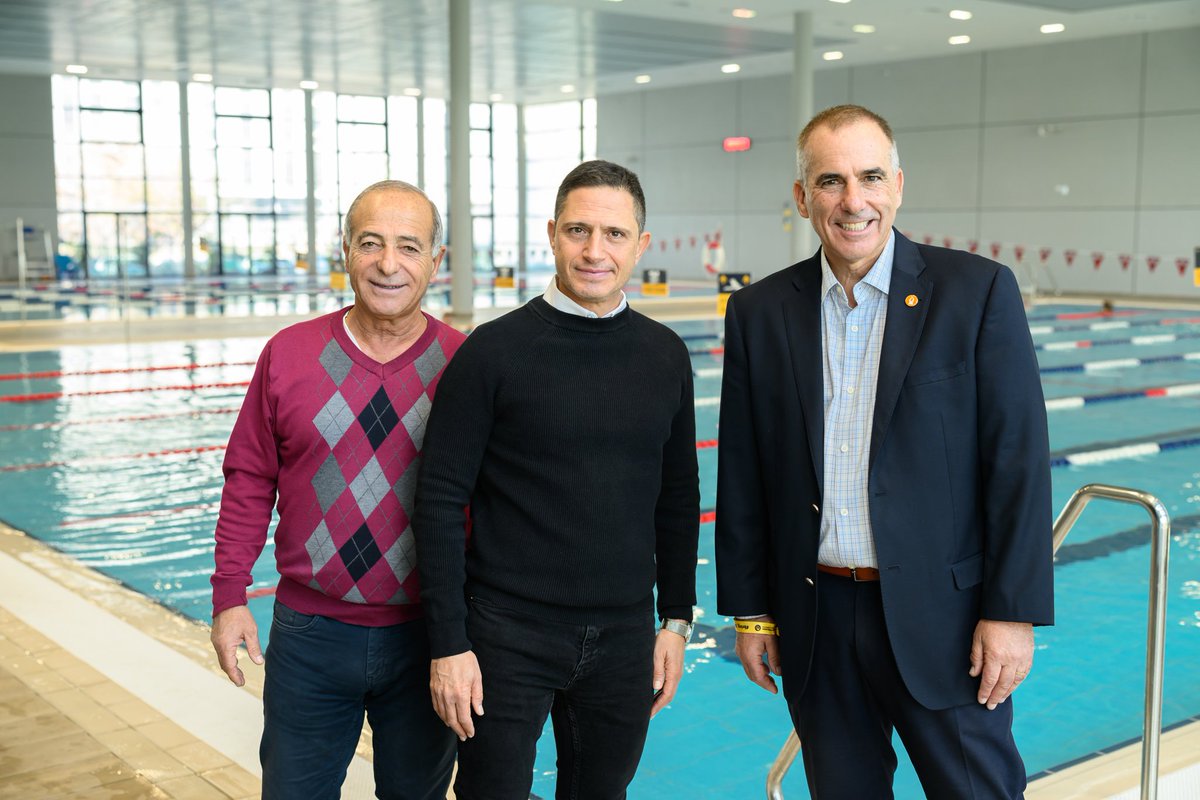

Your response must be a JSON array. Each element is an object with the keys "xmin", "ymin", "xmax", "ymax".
[{"xmin": 0, "ymin": 0, "xmax": 1197, "ymax": 102}]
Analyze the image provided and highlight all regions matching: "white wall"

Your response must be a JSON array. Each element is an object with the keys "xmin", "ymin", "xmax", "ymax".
[
  {"xmin": 0, "ymin": 74, "xmax": 57, "ymax": 281},
  {"xmin": 597, "ymin": 28, "xmax": 1200, "ymax": 299}
]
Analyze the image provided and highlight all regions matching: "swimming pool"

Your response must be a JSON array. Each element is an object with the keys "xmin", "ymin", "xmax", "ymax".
[{"xmin": 1, "ymin": 302, "xmax": 1198, "ymax": 798}]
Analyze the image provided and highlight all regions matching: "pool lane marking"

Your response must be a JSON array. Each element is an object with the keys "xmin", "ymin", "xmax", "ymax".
[
  {"xmin": 0, "ymin": 360, "xmax": 256, "ymax": 382},
  {"xmin": 0, "ymin": 407, "xmax": 239, "ymax": 432},
  {"xmin": 1029, "ymin": 316, "xmax": 1200, "ymax": 336},
  {"xmin": 1041, "ymin": 352, "xmax": 1200, "ymax": 374},
  {"xmin": 1045, "ymin": 380, "xmax": 1200, "ymax": 410},
  {"xmin": 0, "ymin": 444, "xmax": 227, "ymax": 472},
  {"xmin": 0, "ymin": 380, "xmax": 251, "ymax": 403},
  {"xmin": 57, "ymin": 502, "xmax": 221, "ymax": 527},
  {"xmin": 682, "ymin": 316, "xmax": 1200, "ymax": 353},
  {"xmin": 698, "ymin": 352, "xmax": 1200, "ymax": 380},
  {"xmin": 1028, "ymin": 309, "xmax": 1147, "ymax": 322}
]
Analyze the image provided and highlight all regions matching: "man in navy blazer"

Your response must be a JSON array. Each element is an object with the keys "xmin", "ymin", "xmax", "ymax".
[{"xmin": 715, "ymin": 105, "xmax": 1054, "ymax": 798}]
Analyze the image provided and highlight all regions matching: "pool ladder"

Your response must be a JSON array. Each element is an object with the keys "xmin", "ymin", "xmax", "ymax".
[{"xmin": 764, "ymin": 483, "xmax": 1173, "ymax": 800}]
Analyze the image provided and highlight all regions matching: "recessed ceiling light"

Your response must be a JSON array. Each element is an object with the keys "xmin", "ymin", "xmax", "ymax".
[
  {"xmin": 65, "ymin": 64, "xmax": 88, "ymax": 74},
  {"xmin": 828, "ymin": 0, "xmax": 851, "ymax": 4},
  {"xmin": 948, "ymin": 35, "xmax": 971, "ymax": 45},
  {"xmin": 1040, "ymin": 23, "xmax": 1065, "ymax": 34},
  {"xmin": 721, "ymin": 63, "xmax": 741, "ymax": 74},
  {"xmin": 732, "ymin": 8, "xmax": 756, "ymax": 18},
  {"xmin": 404, "ymin": 87, "xmax": 422, "ymax": 96},
  {"xmin": 489, "ymin": 93, "xmax": 503, "ymax": 102},
  {"xmin": 299, "ymin": 79, "xmax": 319, "ymax": 90},
  {"xmin": 560, "ymin": 84, "xmax": 576, "ymax": 93},
  {"xmin": 192, "ymin": 73, "xmax": 213, "ymax": 83},
  {"xmin": 823, "ymin": 51, "xmax": 845, "ymax": 61},
  {"xmin": 949, "ymin": 10, "xmax": 973, "ymax": 21},
  {"xmin": 852, "ymin": 24, "xmax": 875, "ymax": 34},
  {"xmin": 635, "ymin": 74, "xmax": 651, "ymax": 84}
]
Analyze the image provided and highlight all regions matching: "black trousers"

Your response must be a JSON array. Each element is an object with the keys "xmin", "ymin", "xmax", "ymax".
[
  {"xmin": 453, "ymin": 597, "xmax": 656, "ymax": 800},
  {"xmin": 788, "ymin": 575, "xmax": 1027, "ymax": 800}
]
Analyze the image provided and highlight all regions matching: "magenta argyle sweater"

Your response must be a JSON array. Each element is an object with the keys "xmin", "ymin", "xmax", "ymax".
[{"xmin": 211, "ymin": 308, "xmax": 465, "ymax": 627}]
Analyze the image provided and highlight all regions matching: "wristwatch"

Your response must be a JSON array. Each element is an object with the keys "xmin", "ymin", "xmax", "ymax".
[{"xmin": 660, "ymin": 618, "xmax": 694, "ymax": 643}]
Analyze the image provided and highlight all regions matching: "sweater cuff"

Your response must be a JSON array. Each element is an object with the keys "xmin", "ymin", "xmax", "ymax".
[
  {"xmin": 211, "ymin": 580, "xmax": 249, "ymax": 619},
  {"xmin": 657, "ymin": 604, "xmax": 694, "ymax": 624},
  {"xmin": 428, "ymin": 623, "xmax": 472, "ymax": 660}
]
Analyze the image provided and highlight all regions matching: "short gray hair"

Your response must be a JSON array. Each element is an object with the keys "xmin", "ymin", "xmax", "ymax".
[
  {"xmin": 343, "ymin": 180, "xmax": 443, "ymax": 251},
  {"xmin": 795, "ymin": 104, "xmax": 900, "ymax": 184}
]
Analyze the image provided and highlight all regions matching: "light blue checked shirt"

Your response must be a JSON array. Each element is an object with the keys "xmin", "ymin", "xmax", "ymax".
[{"xmin": 818, "ymin": 232, "xmax": 895, "ymax": 569}]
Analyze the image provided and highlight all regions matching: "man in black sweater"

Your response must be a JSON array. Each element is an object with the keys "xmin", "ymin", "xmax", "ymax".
[{"xmin": 414, "ymin": 160, "xmax": 699, "ymax": 800}]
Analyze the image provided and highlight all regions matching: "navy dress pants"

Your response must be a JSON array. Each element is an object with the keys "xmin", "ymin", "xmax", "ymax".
[
  {"xmin": 260, "ymin": 601, "xmax": 455, "ymax": 800},
  {"xmin": 788, "ymin": 575, "xmax": 1027, "ymax": 800}
]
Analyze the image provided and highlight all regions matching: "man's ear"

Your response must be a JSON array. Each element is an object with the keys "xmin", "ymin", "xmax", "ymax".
[{"xmin": 793, "ymin": 180, "xmax": 810, "ymax": 220}]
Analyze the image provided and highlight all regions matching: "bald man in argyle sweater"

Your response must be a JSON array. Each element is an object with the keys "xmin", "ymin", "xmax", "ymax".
[{"xmin": 210, "ymin": 181, "xmax": 463, "ymax": 800}]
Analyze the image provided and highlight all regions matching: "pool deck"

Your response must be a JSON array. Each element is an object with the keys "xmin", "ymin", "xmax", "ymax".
[
  {"xmin": 4, "ymin": 522, "xmax": 1198, "ymax": 799},
  {"xmin": 2, "ymin": 294, "xmax": 1199, "ymax": 799}
]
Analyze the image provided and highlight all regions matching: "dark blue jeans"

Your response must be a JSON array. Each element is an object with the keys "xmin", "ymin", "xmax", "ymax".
[
  {"xmin": 261, "ymin": 601, "xmax": 455, "ymax": 800},
  {"xmin": 453, "ymin": 596, "xmax": 656, "ymax": 800}
]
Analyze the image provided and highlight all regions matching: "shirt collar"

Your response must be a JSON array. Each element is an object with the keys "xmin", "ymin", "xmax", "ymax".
[
  {"xmin": 819, "ymin": 229, "xmax": 896, "ymax": 302},
  {"xmin": 543, "ymin": 276, "xmax": 628, "ymax": 319}
]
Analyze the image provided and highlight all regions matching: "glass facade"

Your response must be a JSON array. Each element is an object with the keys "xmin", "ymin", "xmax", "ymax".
[{"xmin": 51, "ymin": 75, "xmax": 595, "ymax": 282}]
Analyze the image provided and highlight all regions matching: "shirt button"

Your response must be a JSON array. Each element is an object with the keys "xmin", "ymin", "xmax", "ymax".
[
  {"xmin": 840, "ymin": 444, "xmax": 848, "ymax": 453},
  {"xmin": 846, "ymin": 387, "xmax": 855, "ymax": 395},
  {"xmin": 840, "ymin": 508, "xmax": 849, "ymax": 516},
  {"xmin": 851, "ymin": 325, "xmax": 859, "ymax": 332}
]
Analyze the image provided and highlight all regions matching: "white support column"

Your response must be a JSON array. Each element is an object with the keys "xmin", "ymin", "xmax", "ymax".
[
  {"xmin": 516, "ymin": 103, "xmax": 527, "ymax": 288},
  {"xmin": 304, "ymin": 87, "xmax": 317, "ymax": 285},
  {"xmin": 179, "ymin": 81, "xmax": 195, "ymax": 280},
  {"xmin": 791, "ymin": 11, "xmax": 815, "ymax": 264},
  {"xmin": 448, "ymin": 0, "xmax": 473, "ymax": 324}
]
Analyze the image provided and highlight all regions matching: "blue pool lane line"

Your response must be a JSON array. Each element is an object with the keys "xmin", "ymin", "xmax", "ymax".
[
  {"xmin": 1037, "ymin": 331, "xmax": 1200, "ymax": 351},
  {"xmin": 1029, "ymin": 314, "xmax": 1200, "ymax": 335},
  {"xmin": 1040, "ymin": 352, "xmax": 1200, "ymax": 374},
  {"xmin": 1045, "ymin": 380, "xmax": 1200, "ymax": 410},
  {"xmin": 1047, "ymin": 426, "xmax": 1200, "ymax": 466},
  {"xmin": 693, "ymin": 381, "xmax": 1200, "ymax": 410}
]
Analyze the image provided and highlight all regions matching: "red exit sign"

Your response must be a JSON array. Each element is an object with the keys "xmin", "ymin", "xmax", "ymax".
[{"xmin": 723, "ymin": 136, "xmax": 752, "ymax": 152}]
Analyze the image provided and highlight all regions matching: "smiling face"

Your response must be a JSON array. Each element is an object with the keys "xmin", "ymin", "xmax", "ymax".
[
  {"xmin": 547, "ymin": 185, "xmax": 651, "ymax": 316},
  {"xmin": 794, "ymin": 118, "xmax": 903, "ymax": 279},
  {"xmin": 343, "ymin": 188, "xmax": 443, "ymax": 326}
]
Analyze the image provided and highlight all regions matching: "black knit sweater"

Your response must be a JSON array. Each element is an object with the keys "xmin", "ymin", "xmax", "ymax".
[{"xmin": 414, "ymin": 297, "xmax": 700, "ymax": 658}]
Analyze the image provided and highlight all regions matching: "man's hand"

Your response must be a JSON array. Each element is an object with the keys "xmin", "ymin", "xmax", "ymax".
[
  {"xmin": 430, "ymin": 651, "xmax": 484, "ymax": 741},
  {"xmin": 210, "ymin": 605, "xmax": 263, "ymax": 687},
  {"xmin": 969, "ymin": 619, "xmax": 1034, "ymax": 710},
  {"xmin": 650, "ymin": 625, "xmax": 687, "ymax": 718},
  {"xmin": 734, "ymin": 618, "xmax": 782, "ymax": 694}
]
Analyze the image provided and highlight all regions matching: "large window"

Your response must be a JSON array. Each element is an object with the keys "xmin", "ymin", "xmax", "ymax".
[
  {"xmin": 53, "ymin": 76, "xmax": 151, "ymax": 279},
  {"xmin": 523, "ymin": 100, "xmax": 596, "ymax": 270},
  {"xmin": 52, "ymin": 76, "xmax": 595, "ymax": 286}
]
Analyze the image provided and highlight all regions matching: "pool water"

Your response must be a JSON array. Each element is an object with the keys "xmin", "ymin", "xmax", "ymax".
[{"xmin": 1, "ymin": 303, "xmax": 1198, "ymax": 799}]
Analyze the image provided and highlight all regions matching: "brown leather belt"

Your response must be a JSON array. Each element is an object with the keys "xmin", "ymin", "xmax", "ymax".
[{"xmin": 817, "ymin": 564, "xmax": 881, "ymax": 582}]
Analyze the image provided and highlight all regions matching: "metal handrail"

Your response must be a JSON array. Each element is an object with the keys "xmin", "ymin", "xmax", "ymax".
[{"xmin": 765, "ymin": 482, "xmax": 1172, "ymax": 800}]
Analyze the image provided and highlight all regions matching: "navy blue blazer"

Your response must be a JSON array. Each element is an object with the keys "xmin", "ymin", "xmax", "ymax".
[{"xmin": 715, "ymin": 231, "xmax": 1054, "ymax": 710}]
